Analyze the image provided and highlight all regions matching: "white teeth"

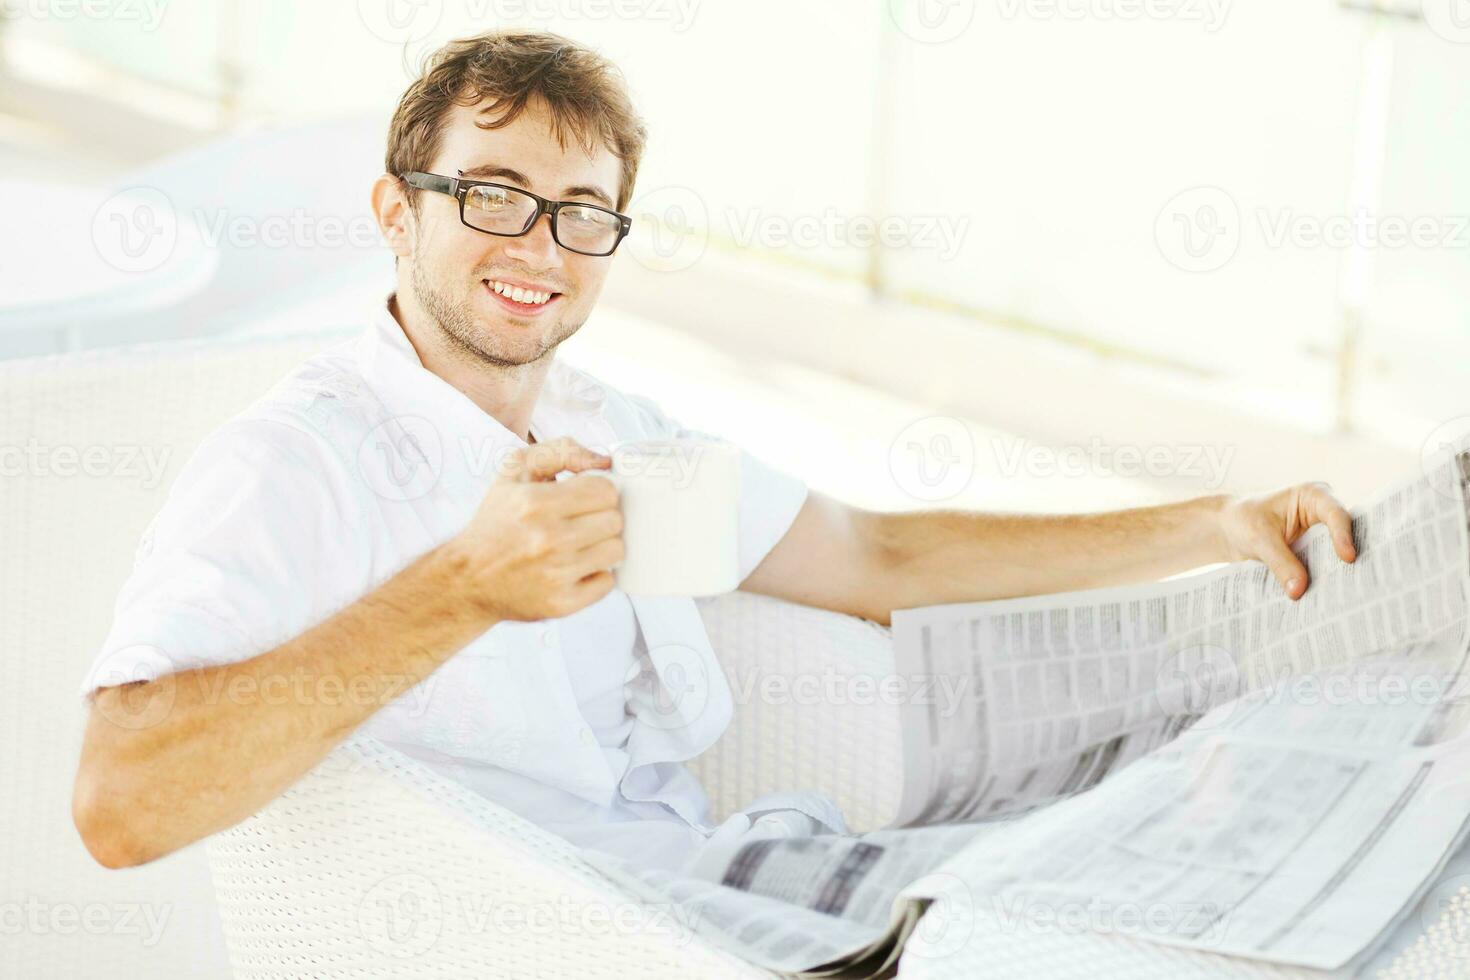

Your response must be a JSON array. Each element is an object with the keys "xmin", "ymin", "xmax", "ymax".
[{"xmin": 488, "ymin": 280, "xmax": 553, "ymax": 305}]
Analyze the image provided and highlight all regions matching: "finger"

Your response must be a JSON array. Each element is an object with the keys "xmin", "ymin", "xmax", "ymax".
[
  {"xmin": 1258, "ymin": 532, "xmax": 1310, "ymax": 600},
  {"xmin": 563, "ymin": 508, "xmax": 624, "ymax": 549},
  {"xmin": 542, "ymin": 470, "xmax": 620, "ymax": 516},
  {"xmin": 568, "ymin": 536, "xmax": 626, "ymax": 578},
  {"xmin": 1306, "ymin": 485, "xmax": 1356, "ymax": 563},
  {"xmin": 502, "ymin": 438, "xmax": 610, "ymax": 483},
  {"xmin": 570, "ymin": 569, "xmax": 616, "ymax": 605}
]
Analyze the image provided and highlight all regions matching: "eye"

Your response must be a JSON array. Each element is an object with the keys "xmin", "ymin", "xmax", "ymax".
[{"xmin": 466, "ymin": 186, "xmax": 513, "ymax": 211}]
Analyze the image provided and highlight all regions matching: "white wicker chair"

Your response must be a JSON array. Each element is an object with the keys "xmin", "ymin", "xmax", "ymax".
[
  {"xmin": 205, "ymin": 590, "xmax": 905, "ymax": 979},
  {"xmin": 11, "ymin": 329, "xmax": 1458, "ymax": 979}
]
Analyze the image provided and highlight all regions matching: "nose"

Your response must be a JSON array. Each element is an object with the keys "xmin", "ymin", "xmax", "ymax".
[{"xmin": 502, "ymin": 211, "xmax": 564, "ymax": 269}]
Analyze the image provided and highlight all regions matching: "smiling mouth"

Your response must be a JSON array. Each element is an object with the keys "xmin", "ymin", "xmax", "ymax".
[{"xmin": 483, "ymin": 278, "xmax": 562, "ymax": 313}]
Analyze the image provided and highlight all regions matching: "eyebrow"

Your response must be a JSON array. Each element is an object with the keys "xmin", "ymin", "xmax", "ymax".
[{"xmin": 458, "ymin": 163, "xmax": 615, "ymax": 210}]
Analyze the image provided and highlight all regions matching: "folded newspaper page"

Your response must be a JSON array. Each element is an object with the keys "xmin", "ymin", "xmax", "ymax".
[{"xmin": 588, "ymin": 441, "xmax": 1470, "ymax": 977}]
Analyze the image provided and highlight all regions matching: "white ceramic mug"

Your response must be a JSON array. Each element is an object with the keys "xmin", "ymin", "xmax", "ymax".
[{"xmin": 593, "ymin": 438, "xmax": 742, "ymax": 597}]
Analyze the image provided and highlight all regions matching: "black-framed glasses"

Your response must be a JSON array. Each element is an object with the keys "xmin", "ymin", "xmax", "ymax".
[{"xmin": 402, "ymin": 170, "xmax": 632, "ymax": 257}]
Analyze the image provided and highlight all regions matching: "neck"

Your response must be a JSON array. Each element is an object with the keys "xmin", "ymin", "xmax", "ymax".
[{"xmin": 389, "ymin": 292, "xmax": 549, "ymax": 443}]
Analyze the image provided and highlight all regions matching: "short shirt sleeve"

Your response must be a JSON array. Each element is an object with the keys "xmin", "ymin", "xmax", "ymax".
[
  {"xmin": 622, "ymin": 395, "xmax": 808, "ymax": 584},
  {"xmin": 79, "ymin": 417, "xmax": 372, "ymax": 699}
]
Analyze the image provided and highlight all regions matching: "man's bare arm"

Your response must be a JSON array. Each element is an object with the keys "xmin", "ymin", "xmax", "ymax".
[
  {"xmin": 742, "ymin": 485, "xmax": 1357, "ymax": 626},
  {"xmin": 73, "ymin": 439, "xmax": 622, "ymax": 869}
]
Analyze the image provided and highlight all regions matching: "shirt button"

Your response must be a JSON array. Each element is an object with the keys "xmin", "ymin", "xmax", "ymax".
[
  {"xmin": 541, "ymin": 628, "xmax": 557, "ymax": 648},
  {"xmin": 580, "ymin": 728, "xmax": 597, "ymax": 746}
]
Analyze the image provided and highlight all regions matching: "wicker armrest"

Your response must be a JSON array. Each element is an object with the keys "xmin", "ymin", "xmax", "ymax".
[{"xmin": 207, "ymin": 736, "xmax": 770, "ymax": 979}]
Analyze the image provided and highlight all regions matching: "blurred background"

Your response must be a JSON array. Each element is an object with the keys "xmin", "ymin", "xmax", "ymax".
[{"xmin": 2, "ymin": 0, "xmax": 1467, "ymax": 506}]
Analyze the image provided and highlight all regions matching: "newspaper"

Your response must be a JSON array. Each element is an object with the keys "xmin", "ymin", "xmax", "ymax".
[
  {"xmin": 894, "ymin": 448, "xmax": 1470, "ymax": 827},
  {"xmin": 587, "ymin": 443, "xmax": 1470, "ymax": 977}
]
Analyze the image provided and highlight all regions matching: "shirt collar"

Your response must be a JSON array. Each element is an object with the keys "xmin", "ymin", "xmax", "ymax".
[{"xmin": 356, "ymin": 292, "xmax": 613, "ymax": 456}]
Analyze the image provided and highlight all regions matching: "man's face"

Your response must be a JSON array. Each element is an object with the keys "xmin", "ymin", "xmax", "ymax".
[{"xmin": 402, "ymin": 97, "xmax": 623, "ymax": 367}]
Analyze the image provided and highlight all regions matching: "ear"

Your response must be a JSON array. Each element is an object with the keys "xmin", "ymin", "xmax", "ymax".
[{"xmin": 371, "ymin": 173, "xmax": 416, "ymax": 259}]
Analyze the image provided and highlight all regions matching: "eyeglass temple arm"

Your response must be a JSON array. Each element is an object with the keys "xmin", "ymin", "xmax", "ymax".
[{"xmin": 403, "ymin": 172, "xmax": 458, "ymax": 196}]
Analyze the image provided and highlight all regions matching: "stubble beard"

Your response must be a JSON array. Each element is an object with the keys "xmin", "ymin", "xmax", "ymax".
[{"xmin": 412, "ymin": 260, "xmax": 582, "ymax": 370}]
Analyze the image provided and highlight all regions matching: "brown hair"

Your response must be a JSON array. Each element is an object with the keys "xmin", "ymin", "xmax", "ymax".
[{"xmin": 386, "ymin": 30, "xmax": 648, "ymax": 212}]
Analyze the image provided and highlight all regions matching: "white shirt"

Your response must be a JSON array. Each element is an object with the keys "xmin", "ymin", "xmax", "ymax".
[{"xmin": 80, "ymin": 296, "xmax": 847, "ymax": 870}]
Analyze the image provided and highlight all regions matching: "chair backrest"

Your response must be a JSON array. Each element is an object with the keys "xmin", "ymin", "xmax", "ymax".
[
  {"xmin": 691, "ymin": 591, "xmax": 904, "ymax": 832},
  {"xmin": 0, "ymin": 331, "xmax": 344, "ymax": 980}
]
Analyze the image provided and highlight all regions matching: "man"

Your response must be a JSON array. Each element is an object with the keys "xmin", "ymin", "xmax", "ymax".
[{"xmin": 72, "ymin": 30, "xmax": 1357, "ymax": 872}]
